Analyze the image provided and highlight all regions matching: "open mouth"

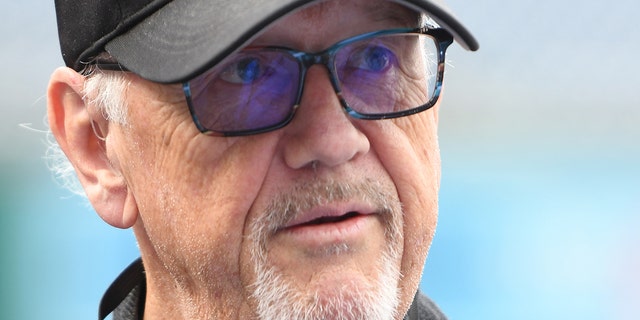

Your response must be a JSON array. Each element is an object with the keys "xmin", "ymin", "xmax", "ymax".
[
  {"xmin": 276, "ymin": 207, "xmax": 378, "ymax": 247},
  {"xmin": 278, "ymin": 202, "xmax": 378, "ymax": 237},
  {"xmin": 295, "ymin": 211, "xmax": 361, "ymax": 227}
]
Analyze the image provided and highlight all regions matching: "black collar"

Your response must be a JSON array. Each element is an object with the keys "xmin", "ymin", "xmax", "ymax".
[
  {"xmin": 99, "ymin": 258, "xmax": 145, "ymax": 320},
  {"xmin": 98, "ymin": 258, "xmax": 445, "ymax": 320}
]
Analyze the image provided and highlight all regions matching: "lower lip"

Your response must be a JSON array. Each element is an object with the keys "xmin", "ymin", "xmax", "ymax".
[{"xmin": 278, "ymin": 214, "xmax": 377, "ymax": 248}]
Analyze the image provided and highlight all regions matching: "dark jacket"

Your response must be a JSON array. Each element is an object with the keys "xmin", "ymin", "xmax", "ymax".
[{"xmin": 100, "ymin": 258, "xmax": 447, "ymax": 320}]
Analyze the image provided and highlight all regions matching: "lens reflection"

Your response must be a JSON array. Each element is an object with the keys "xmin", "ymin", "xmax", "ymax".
[
  {"xmin": 336, "ymin": 34, "xmax": 438, "ymax": 116},
  {"xmin": 185, "ymin": 30, "xmax": 445, "ymax": 135}
]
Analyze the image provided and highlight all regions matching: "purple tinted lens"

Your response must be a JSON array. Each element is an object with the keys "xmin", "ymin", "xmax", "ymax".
[
  {"xmin": 336, "ymin": 34, "xmax": 438, "ymax": 115},
  {"xmin": 189, "ymin": 50, "xmax": 300, "ymax": 133}
]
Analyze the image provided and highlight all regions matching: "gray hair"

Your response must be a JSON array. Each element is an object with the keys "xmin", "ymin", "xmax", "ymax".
[{"xmin": 46, "ymin": 69, "xmax": 130, "ymax": 197}]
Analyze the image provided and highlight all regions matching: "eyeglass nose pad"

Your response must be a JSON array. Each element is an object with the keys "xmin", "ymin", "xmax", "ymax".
[
  {"xmin": 299, "ymin": 64, "xmax": 347, "ymax": 111},
  {"xmin": 304, "ymin": 65, "xmax": 357, "ymax": 118},
  {"xmin": 300, "ymin": 63, "xmax": 332, "ymax": 93},
  {"xmin": 296, "ymin": 51, "xmax": 342, "ymax": 100},
  {"xmin": 283, "ymin": 64, "xmax": 371, "ymax": 169}
]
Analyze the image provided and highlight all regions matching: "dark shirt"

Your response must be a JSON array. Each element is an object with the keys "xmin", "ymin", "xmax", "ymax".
[{"xmin": 100, "ymin": 258, "xmax": 447, "ymax": 320}]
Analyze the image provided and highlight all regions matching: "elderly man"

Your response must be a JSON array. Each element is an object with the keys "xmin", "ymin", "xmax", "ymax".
[{"xmin": 47, "ymin": 0, "xmax": 477, "ymax": 319}]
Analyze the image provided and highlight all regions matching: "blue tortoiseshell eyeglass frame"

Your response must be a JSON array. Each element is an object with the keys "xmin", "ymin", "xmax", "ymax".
[{"xmin": 90, "ymin": 27, "xmax": 453, "ymax": 137}]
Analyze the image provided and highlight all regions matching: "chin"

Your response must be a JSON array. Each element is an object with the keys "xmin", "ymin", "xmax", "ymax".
[{"xmin": 250, "ymin": 246, "xmax": 402, "ymax": 320}]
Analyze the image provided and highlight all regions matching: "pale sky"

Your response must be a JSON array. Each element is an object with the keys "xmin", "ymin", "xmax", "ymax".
[{"xmin": 2, "ymin": 0, "xmax": 638, "ymax": 318}]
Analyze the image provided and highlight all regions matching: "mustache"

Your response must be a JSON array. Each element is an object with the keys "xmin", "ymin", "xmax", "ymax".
[
  {"xmin": 248, "ymin": 177, "xmax": 405, "ymax": 320},
  {"xmin": 254, "ymin": 177, "xmax": 402, "ymax": 235}
]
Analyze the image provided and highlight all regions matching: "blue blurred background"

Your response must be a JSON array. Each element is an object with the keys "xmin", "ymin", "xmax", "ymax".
[{"xmin": 2, "ymin": 0, "xmax": 638, "ymax": 319}]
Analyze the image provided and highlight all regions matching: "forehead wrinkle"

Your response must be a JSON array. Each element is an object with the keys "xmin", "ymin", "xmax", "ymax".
[
  {"xmin": 254, "ymin": 0, "xmax": 421, "ymax": 50},
  {"xmin": 365, "ymin": 1, "xmax": 422, "ymax": 27},
  {"xmin": 295, "ymin": 0, "xmax": 420, "ymax": 27}
]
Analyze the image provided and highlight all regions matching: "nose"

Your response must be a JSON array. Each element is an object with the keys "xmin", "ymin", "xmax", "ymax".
[{"xmin": 282, "ymin": 65, "xmax": 370, "ymax": 169}]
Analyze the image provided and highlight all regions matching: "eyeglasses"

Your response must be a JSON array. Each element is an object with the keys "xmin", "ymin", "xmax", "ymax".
[
  {"xmin": 183, "ymin": 27, "xmax": 453, "ymax": 136},
  {"xmin": 91, "ymin": 27, "xmax": 453, "ymax": 136}
]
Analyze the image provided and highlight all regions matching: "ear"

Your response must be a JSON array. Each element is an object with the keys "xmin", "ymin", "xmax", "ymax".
[{"xmin": 47, "ymin": 67, "xmax": 138, "ymax": 228}]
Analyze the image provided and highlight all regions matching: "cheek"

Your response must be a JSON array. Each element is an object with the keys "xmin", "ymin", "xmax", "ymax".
[
  {"xmin": 359, "ymin": 109, "xmax": 441, "ymax": 297},
  {"xmin": 117, "ymin": 95, "xmax": 282, "ymax": 291},
  {"xmin": 366, "ymin": 109, "xmax": 441, "ymax": 228}
]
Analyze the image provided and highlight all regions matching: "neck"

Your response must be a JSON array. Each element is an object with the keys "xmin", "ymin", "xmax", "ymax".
[{"xmin": 133, "ymin": 224, "xmax": 254, "ymax": 320}]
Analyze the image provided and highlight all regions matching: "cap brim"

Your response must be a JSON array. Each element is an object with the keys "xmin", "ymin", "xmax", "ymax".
[{"xmin": 105, "ymin": 0, "xmax": 479, "ymax": 83}]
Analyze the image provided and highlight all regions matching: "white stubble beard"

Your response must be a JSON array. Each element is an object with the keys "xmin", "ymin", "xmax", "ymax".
[{"xmin": 247, "ymin": 178, "xmax": 404, "ymax": 320}]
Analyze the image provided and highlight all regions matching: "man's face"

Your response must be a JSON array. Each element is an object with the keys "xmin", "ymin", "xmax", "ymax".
[{"xmin": 108, "ymin": 0, "xmax": 441, "ymax": 318}]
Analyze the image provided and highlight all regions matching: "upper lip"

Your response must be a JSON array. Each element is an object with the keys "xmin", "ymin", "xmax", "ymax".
[{"xmin": 281, "ymin": 202, "xmax": 377, "ymax": 230}]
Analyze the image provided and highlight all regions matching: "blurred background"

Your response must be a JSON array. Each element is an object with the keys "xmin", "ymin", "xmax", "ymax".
[{"xmin": 1, "ymin": 0, "xmax": 638, "ymax": 319}]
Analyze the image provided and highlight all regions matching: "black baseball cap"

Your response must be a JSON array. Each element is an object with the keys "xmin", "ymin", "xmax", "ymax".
[{"xmin": 55, "ymin": 0, "xmax": 478, "ymax": 83}]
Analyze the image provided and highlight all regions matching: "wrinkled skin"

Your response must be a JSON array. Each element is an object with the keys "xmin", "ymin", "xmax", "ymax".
[{"xmin": 47, "ymin": 0, "xmax": 441, "ymax": 318}]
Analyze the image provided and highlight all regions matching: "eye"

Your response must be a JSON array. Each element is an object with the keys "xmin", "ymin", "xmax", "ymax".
[
  {"xmin": 219, "ymin": 56, "xmax": 266, "ymax": 84},
  {"xmin": 347, "ymin": 45, "xmax": 396, "ymax": 72}
]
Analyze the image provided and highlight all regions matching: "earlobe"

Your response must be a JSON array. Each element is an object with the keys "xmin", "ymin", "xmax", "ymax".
[{"xmin": 47, "ymin": 67, "xmax": 138, "ymax": 229}]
